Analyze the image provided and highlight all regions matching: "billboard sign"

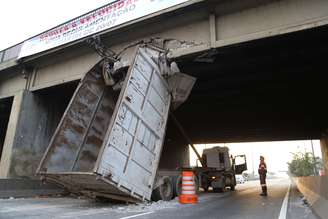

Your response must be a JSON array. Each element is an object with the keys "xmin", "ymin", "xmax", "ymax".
[{"xmin": 18, "ymin": 0, "xmax": 189, "ymax": 59}]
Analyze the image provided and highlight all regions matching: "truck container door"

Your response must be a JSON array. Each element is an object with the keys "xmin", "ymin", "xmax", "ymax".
[{"xmin": 95, "ymin": 46, "xmax": 172, "ymax": 201}]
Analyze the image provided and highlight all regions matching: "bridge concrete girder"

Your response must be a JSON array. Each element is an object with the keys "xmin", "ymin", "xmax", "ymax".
[
  {"xmin": 0, "ymin": 70, "xmax": 26, "ymax": 99},
  {"xmin": 1, "ymin": 0, "xmax": 328, "ymax": 96},
  {"xmin": 171, "ymin": 0, "xmax": 328, "ymax": 58}
]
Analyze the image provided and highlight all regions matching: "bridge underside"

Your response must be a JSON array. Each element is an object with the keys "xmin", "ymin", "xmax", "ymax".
[{"xmin": 174, "ymin": 25, "xmax": 328, "ymax": 143}]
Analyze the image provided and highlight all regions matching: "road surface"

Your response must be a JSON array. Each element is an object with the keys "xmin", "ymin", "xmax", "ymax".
[{"xmin": 0, "ymin": 178, "xmax": 317, "ymax": 219}]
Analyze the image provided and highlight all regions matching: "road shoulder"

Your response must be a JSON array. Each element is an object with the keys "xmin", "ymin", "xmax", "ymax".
[{"xmin": 287, "ymin": 182, "xmax": 318, "ymax": 219}]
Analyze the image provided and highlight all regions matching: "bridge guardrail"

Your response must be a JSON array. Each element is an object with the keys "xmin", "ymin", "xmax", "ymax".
[{"xmin": 0, "ymin": 43, "xmax": 22, "ymax": 65}]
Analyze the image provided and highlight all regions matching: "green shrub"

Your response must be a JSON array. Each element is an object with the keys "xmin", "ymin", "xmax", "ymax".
[{"xmin": 287, "ymin": 152, "xmax": 322, "ymax": 177}]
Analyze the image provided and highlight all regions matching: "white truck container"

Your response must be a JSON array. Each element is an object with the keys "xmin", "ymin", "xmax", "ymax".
[{"xmin": 37, "ymin": 45, "xmax": 173, "ymax": 202}]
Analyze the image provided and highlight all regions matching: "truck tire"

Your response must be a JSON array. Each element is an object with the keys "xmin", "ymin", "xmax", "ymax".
[
  {"xmin": 151, "ymin": 176, "xmax": 174, "ymax": 201},
  {"xmin": 172, "ymin": 175, "xmax": 182, "ymax": 197},
  {"xmin": 194, "ymin": 176, "xmax": 200, "ymax": 194},
  {"xmin": 230, "ymin": 176, "xmax": 236, "ymax": 191}
]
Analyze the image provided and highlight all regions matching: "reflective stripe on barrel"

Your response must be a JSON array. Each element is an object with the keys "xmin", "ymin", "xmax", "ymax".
[
  {"xmin": 182, "ymin": 176, "xmax": 193, "ymax": 180},
  {"xmin": 182, "ymin": 181, "xmax": 194, "ymax": 185},
  {"xmin": 182, "ymin": 186, "xmax": 195, "ymax": 190},
  {"xmin": 182, "ymin": 190, "xmax": 196, "ymax": 195}
]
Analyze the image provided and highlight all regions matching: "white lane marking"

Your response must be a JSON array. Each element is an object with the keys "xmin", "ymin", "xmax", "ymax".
[
  {"xmin": 278, "ymin": 181, "xmax": 291, "ymax": 219},
  {"xmin": 119, "ymin": 211, "xmax": 154, "ymax": 219}
]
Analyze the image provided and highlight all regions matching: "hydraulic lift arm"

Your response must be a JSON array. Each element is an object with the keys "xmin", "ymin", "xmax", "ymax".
[{"xmin": 170, "ymin": 114, "xmax": 207, "ymax": 167}]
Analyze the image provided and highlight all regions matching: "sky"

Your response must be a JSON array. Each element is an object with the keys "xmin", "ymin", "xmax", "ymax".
[
  {"xmin": 0, "ymin": 0, "xmax": 115, "ymax": 51},
  {"xmin": 190, "ymin": 140, "xmax": 322, "ymax": 173}
]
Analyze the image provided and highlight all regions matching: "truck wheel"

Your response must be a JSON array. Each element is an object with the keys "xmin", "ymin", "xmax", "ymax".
[
  {"xmin": 172, "ymin": 175, "xmax": 182, "ymax": 197},
  {"xmin": 194, "ymin": 176, "xmax": 200, "ymax": 194},
  {"xmin": 230, "ymin": 176, "xmax": 236, "ymax": 191},
  {"xmin": 151, "ymin": 176, "xmax": 173, "ymax": 201}
]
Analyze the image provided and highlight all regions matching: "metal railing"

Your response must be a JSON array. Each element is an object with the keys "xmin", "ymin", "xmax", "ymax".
[{"xmin": 0, "ymin": 43, "xmax": 23, "ymax": 64}]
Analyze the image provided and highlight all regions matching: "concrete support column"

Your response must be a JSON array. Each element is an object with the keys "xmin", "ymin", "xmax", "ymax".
[
  {"xmin": 0, "ymin": 90, "xmax": 66, "ymax": 179},
  {"xmin": 0, "ymin": 91, "xmax": 24, "ymax": 178},
  {"xmin": 320, "ymin": 135, "xmax": 328, "ymax": 174}
]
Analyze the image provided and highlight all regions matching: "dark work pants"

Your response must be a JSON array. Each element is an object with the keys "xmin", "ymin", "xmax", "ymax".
[{"xmin": 260, "ymin": 174, "xmax": 267, "ymax": 194}]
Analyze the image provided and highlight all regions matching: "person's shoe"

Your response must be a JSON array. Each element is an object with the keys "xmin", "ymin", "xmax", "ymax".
[{"xmin": 260, "ymin": 193, "xmax": 267, "ymax": 196}]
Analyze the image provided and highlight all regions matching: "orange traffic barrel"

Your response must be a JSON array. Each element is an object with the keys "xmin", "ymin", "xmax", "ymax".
[{"xmin": 179, "ymin": 171, "xmax": 198, "ymax": 204}]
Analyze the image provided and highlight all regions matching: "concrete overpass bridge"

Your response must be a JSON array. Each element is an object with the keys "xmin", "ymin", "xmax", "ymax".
[{"xmin": 0, "ymin": 0, "xmax": 328, "ymax": 216}]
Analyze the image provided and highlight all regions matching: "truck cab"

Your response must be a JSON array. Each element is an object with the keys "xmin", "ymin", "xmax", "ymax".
[{"xmin": 200, "ymin": 146, "xmax": 247, "ymax": 192}]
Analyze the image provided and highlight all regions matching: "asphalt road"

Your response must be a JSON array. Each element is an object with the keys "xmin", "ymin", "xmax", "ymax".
[{"xmin": 0, "ymin": 178, "xmax": 317, "ymax": 219}]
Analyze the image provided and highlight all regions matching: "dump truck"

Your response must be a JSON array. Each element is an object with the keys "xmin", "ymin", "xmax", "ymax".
[
  {"xmin": 152, "ymin": 147, "xmax": 247, "ymax": 201},
  {"xmin": 37, "ymin": 43, "xmax": 247, "ymax": 202},
  {"xmin": 36, "ymin": 44, "xmax": 196, "ymax": 202}
]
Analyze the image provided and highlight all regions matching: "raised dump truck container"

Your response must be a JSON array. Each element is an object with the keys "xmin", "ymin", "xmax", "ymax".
[{"xmin": 37, "ymin": 45, "xmax": 172, "ymax": 202}]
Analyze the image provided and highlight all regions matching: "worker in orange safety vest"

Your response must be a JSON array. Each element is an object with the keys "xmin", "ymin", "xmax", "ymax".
[{"xmin": 258, "ymin": 156, "xmax": 268, "ymax": 196}]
